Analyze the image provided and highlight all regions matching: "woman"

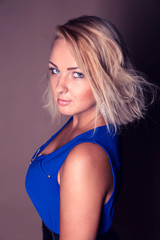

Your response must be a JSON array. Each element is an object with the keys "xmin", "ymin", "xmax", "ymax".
[{"xmin": 25, "ymin": 16, "xmax": 155, "ymax": 240}]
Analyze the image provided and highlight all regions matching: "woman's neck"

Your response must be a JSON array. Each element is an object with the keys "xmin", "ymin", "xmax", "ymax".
[{"xmin": 71, "ymin": 109, "xmax": 105, "ymax": 132}]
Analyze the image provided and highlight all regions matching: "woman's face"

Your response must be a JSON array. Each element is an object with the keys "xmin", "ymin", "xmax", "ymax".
[{"xmin": 49, "ymin": 38, "xmax": 96, "ymax": 117}]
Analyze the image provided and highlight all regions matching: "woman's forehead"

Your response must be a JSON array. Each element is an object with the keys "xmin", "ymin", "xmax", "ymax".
[{"xmin": 49, "ymin": 39, "xmax": 79, "ymax": 69}]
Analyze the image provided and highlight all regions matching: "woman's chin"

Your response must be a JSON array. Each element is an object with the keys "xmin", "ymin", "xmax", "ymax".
[{"xmin": 58, "ymin": 108, "xmax": 74, "ymax": 116}]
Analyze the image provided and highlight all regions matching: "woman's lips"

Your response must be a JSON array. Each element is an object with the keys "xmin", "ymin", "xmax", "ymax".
[{"xmin": 57, "ymin": 99, "xmax": 72, "ymax": 106}]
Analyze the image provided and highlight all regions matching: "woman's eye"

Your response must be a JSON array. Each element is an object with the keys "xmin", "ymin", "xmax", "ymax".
[
  {"xmin": 49, "ymin": 67, "xmax": 60, "ymax": 75},
  {"xmin": 73, "ymin": 72, "xmax": 84, "ymax": 78}
]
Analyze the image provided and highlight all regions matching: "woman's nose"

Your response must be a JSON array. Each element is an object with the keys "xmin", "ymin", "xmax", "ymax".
[{"xmin": 55, "ymin": 75, "xmax": 68, "ymax": 94}]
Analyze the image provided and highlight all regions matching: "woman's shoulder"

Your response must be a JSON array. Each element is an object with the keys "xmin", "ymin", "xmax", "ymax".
[
  {"xmin": 66, "ymin": 142, "xmax": 108, "ymax": 163},
  {"xmin": 61, "ymin": 142, "xmax": 112, "ymax": 188}
]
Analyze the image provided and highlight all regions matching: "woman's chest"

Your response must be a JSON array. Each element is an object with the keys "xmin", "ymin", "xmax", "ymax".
[{"xmin": 40, "ymin": 129, "xmax": 83, "ymax": 156}]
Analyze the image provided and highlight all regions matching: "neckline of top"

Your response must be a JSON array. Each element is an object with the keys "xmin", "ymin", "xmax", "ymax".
[{"xmin": 37, "ymin": 117, "xmax": 108, "ymax": 158}]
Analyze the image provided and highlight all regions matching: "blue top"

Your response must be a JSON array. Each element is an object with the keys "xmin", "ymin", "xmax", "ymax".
[{"xmin": 25, "ymin": 117, "xmax": 121, "ymax": 235}]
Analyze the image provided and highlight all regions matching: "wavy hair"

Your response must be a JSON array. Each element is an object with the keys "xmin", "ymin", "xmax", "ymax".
[{"xmin": 44, "ymin": 15, "xmax": 156, "ymax": 132}]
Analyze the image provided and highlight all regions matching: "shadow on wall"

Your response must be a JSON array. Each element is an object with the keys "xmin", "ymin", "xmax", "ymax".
[{"xmin": 106, "ymin": 1, "xmax": 160, "ymax": 240}]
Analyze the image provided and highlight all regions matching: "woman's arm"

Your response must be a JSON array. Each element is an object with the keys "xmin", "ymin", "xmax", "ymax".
[{"xmin": 60, "ymin": 142, "xmax": 113, "ymax": 240}]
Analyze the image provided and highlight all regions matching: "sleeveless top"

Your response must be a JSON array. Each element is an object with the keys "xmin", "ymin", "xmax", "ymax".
[{"xmin": 25, "ymin": 117, "xmax": 121, "ymax": 236}]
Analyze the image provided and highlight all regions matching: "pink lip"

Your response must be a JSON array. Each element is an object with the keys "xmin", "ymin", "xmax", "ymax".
[{"xmin": 57, "ymin": 99, "xmax": 72, "ymax": 106}]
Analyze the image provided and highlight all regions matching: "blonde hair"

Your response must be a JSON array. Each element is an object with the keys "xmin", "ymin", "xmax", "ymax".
[{"xmin": 44, "ymin": 15, "xmax": 156, "ymax": 132}]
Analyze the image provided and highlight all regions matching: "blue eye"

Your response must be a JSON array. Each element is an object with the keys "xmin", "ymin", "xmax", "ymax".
[
  {"xmin": 49, "ymin": 67, "xmax": 60, "ymax": 75},
  {"xmin": 73, "ymin": 72, "xmax": 84, "ymax": 78}
]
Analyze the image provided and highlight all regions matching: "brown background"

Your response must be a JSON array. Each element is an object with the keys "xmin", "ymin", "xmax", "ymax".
[{"xmin": 0, "ymin": 0, "xmax": 160, "ymax": 239}]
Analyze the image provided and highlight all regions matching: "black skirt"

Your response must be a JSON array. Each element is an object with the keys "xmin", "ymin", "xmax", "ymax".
[{"xmin": 42, "ymin": 222, "xmax": 119, "ymax": 240}]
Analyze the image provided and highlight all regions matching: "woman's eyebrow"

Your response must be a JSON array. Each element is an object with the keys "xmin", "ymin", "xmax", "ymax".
[
  {"xmin": 49, "ymin": 61, "xmax": 80, "ymax": 71},
  {"xmin": 67, "ymin": 67, "xmax": 79, "ymax": 70},
  {"xmin": 49, "ymin": 61, "xmax": 57, "ymax": 68}
]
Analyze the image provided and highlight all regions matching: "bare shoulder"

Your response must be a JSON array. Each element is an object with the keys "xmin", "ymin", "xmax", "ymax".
[
  {"xmin": 68, "ymin": 142, "xmax": 108, "ymax": 162},
  {"xmin": 63, "ymin": 142, "xmax": 109, "ymax": 170},
  {"xmin": 61, "ymin": 142, "xmax": 113, "ymax": 195}
]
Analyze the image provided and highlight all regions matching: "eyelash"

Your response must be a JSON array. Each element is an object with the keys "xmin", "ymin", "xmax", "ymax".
[
  {"xmin": 73, "ymin": 72, "xmax": 84, "ymax": 78},
  {"xmin": 48, "ymin": 67, "xmax": 84, "ymax": 79},
  {"xmin": 49, "ymin": 67, "xmax": 60, "ymax": 75}
]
